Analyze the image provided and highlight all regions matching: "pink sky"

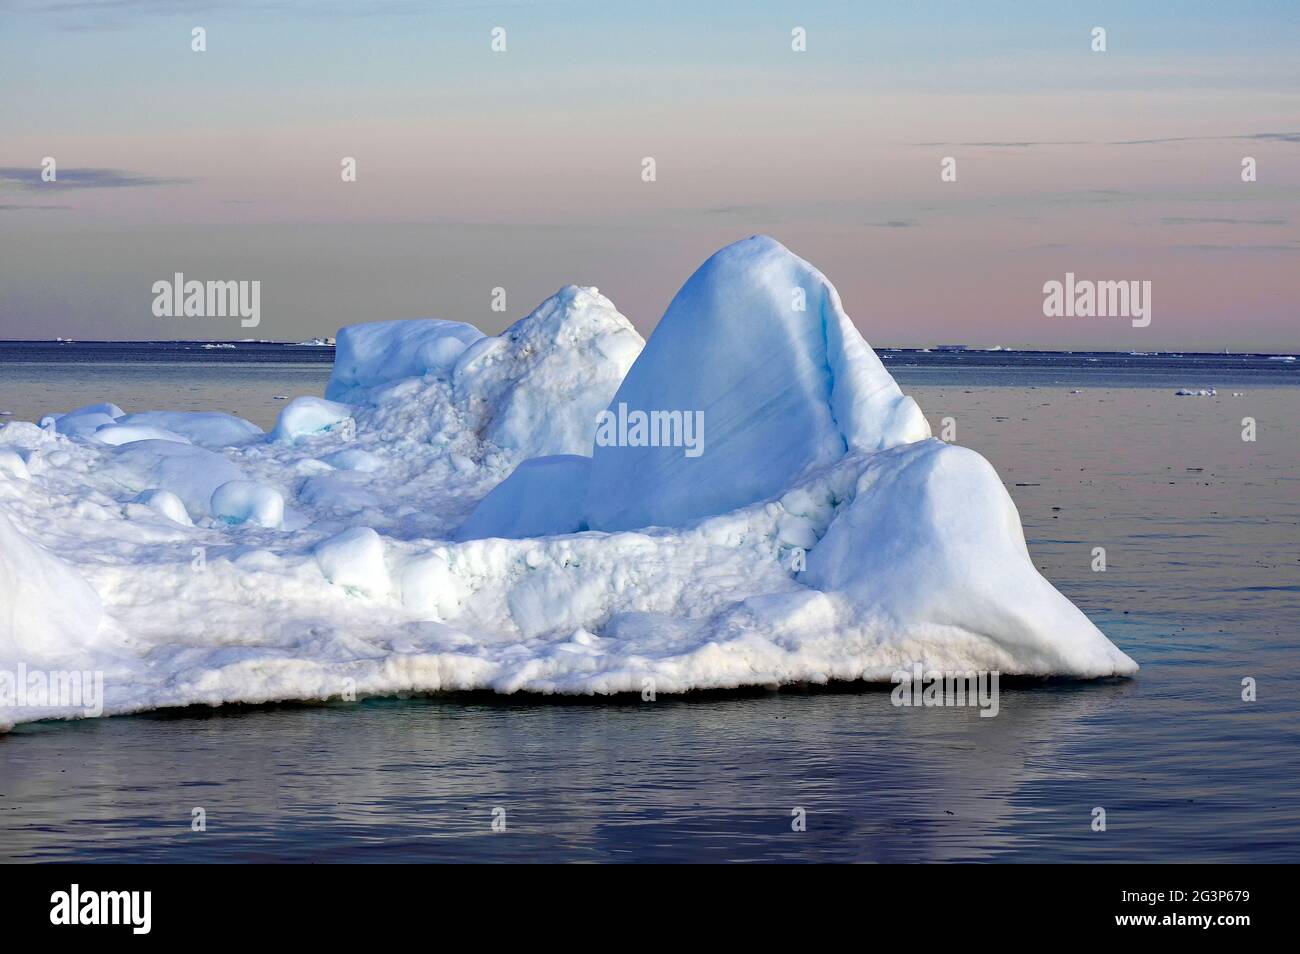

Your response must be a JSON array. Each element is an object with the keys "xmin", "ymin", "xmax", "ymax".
[{"xmin": 1, "ymin": 3, "xmax": 1296, "ymax": 348}]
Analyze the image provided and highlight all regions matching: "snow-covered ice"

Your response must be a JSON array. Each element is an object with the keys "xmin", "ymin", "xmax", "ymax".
[
  {"xmin": 130, "ymin": 489, "xmax": 193, "ymax": 526},
  {"xmin": 269, "ymin": 396, "xmax": 354, "ymax": 443},
  {"xmin": 210, "ymin": 480, "xmax": 286, "ymax": 529},
  {"xmin": 448, "ymin": 284, "xmax": 644, "ymax": 459},
  {"xmin": 0, "ymin": 236, "xmax": 1136, "ymax": 728},
  {"xmin": 112, "ymin": 411, "xmax": 263, "ymax": 447},
  {"xmin": 0, "ymin": 449, "xmax": 29, "ymax": 481},
  {"xmin": 105, "ymin": 440, "xmax": 245, "ymax": 520},
  {"xmin": 315, "ymin": 527, "xmax": 390, "ymax": 597},
  {"xmin": 327, "ymin": 318, "xmax": 483, "ymax": 401},
  {"xmin": 0, "ymin": 508, "xmax": 102, "ymax": 663},
  {"xmin": 93, "ymin": 422, "xmax": 193, "ymax": 446}
]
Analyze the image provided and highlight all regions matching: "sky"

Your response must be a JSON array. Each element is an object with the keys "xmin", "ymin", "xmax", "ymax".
[{"xmin": 0, "ymin": 0, "xmax": 1297, "ymax": 349}]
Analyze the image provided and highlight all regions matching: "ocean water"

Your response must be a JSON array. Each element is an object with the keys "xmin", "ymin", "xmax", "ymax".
[{"xmin": 0, "ymin": 344, "xmax": 1297, "ymax": 862}]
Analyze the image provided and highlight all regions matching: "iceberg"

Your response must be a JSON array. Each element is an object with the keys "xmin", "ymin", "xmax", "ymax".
[{"xmin": 0, "ymin": 235, "xmax": 1135, "ymax": 727}]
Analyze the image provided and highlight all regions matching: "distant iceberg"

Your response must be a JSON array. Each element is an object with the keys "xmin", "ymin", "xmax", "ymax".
[{"xmin": 0, "ymin": 236, "xmax": 1136, "ymax": 727}]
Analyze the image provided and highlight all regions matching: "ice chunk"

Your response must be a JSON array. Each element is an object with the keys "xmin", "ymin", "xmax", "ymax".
[
  {"xmin": 320, "ymin": 448, "xmax": 383, "ymax": 472},
  {"xmin": 43, "ymin": 411, "xmax": 116, "ymax": 439},
  {"xmin": 61, "ymin": 402, "xmax": 125, "ymax": 421},
  {"xmin": 0, "ymin": 449, "xmax": 30, "ymax": 481},
  {"xmin": 455, "ymin": 455, "xmax": 590, "ymax": 541},
  {"xmin": 326, "ymin": 319, "xmax": 484, "ymax": 401},
  {"xmin": 210, "ymin": 480, "xmax": 286, "ymax": 528},
  {"xmin": 113, "ymin": 411, "xmax": 263, "ymax": 447},
  {"xmin": 131, "ymin": 488, "xmax": 193, "ymax": 526},
  {"xmin": 315, "ymin": 527, "xmax": 389, "ymax": 596},
  {"xmin": 399, "ymin": 550, "xmax": 468, "ymax": 620},
  {"xmin": 94, "ymin": 423, "xmax": 192, "ymax": 446},
  {"xmin": 107, "ymin": 440, "xmax": 244, "ymax": 518},
  {"xmin": 453, "ymin": 286, "xmax": 644, "ymax": 458},
  {"xmin": 38, "ymin": 402, "xmax": 126, "ymax": 441},
  {"xmin": 325, "ymin": 288, "xmax": 642, "ymax": 467},
  {"xmin": 585, "ymin": 235, "xmax": 929, "ymax": 531},
  {"xmin": 802, "ymin": 440, "xmax": 1138, "ymax": 677},
  {"xmin": 270, "ymin": 396, "xmax": 353, "ymax": 443},
  {"xmin": 297, "ymin": 474, "xmax": 381, "ymax": 511},
  {"xmin": 0, "ymin": 507, "xmax": 101, "ymax": 661}
]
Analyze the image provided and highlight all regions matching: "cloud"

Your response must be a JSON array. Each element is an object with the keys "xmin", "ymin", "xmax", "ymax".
[
  {"xmin": 0, "ymin": 203, "xmax": 73, "ymax": 211},
  {"xmin": 1111, "ymin": 132, "xmax": 1300, "ymax": 146},
  {"xmin": 1159, "ymin": 216, "xmax": 1287, "ymax": 226},
  {"xmin": 866, "ymin": 219, "xmax": 917, "ymax": 228},
  {"xmin": 0, "ymin": 167, "xmax": 193, "ymax": 190},
  {"xmin": 1168, "ymin": 242, "xmax": 1300, "ymax": 252},
  {"xmin": 912, "ymin": 141, "xmax": 1087, "ymax": 148},
  {"xmin": 914, "ymin": 132, "xmax": 1300, "ymax": 148}
]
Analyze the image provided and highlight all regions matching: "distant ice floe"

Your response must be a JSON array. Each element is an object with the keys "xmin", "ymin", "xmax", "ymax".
[
  {"xmin": 1175, "ymin": 388, "xmax": 1217, "ymax": 397},
  {"xmin": 0, "ymin": 236, "xmax": 1136, "ymax": 727}
]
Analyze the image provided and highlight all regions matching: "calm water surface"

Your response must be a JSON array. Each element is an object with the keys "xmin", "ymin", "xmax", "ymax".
[{"xmin": 0, "ymin": 345, "xmax": 1297, "ymax": 861}]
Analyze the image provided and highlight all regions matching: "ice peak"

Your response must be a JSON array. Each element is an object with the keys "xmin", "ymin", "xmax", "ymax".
[
  {"xmin": 584, "ymin": 235, "xmax": 929, "ymax": 531},
  {"xmin": 496, "ymin": 284, "xmax": 631, "ymax": 346},
  {"xmin": 448, "ymin": 284, "xmax": 644, "ymax": 459}
]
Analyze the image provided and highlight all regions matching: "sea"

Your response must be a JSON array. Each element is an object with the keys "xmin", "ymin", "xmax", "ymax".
[{"xmin": 1, "ymin": 342, "xmax": 1297, "ymax": 862}]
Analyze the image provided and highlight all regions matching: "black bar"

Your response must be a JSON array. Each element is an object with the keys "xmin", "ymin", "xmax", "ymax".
[{"xmin": 4, "ymin": 864, "xmax": 1280, "ymax": 940}]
